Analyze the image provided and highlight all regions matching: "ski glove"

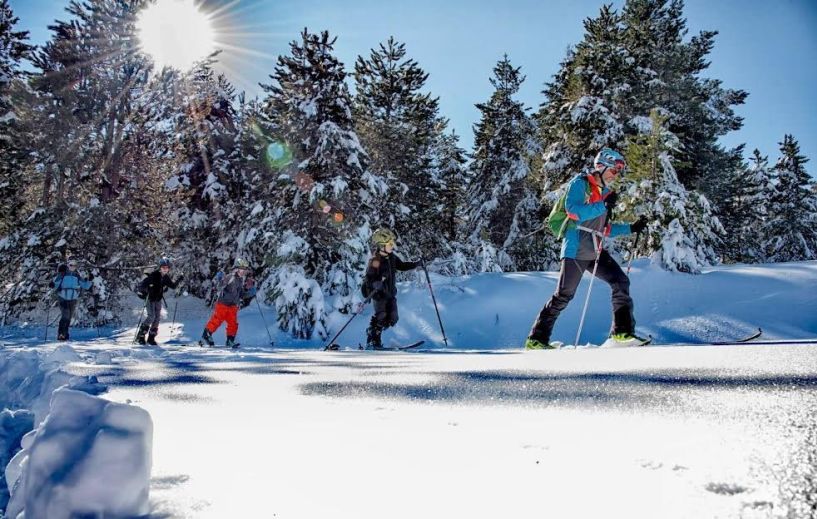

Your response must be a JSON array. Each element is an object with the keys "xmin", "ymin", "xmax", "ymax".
[
  {"xmin": 215, "ymin": 271, "xmax": 224, "ymax": 282},
  {"xmin": 604, "ymin": 192, "xmax": 618, "ymax": 212},
  {"xmin": 630, "ymin": 216, "xmax": 648, "ymax": 234}
]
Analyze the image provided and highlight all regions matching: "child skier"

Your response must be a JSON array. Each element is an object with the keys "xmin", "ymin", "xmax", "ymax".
[
  {"xmin": 136, "ymin": 257, "xmax": 183, "ymax": 345},
  {"xmin": 362, "ymin": 228, "xmax": 421, "ymax": 349},
  {"xmin": 201, "ymin": 258, "xmax": 256, "ymax": 348},
  {"xmin": 525, "ymin": 148, "xmax": 648, "ymax": 349},
  {"xmin": 52, "ymin": 259, "xmax": 93, "ymax": 341}
]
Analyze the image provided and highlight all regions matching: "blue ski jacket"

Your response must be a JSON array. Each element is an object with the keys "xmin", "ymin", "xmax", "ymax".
[
  {"xmin": 52, "ymin": 273, "xmax": 92, "ymax": 301},
  {"xmin": 561, "ymin": 172, "xmax": 632, "ymax": 260}
]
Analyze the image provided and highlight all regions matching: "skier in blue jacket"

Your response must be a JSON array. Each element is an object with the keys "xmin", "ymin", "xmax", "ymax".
[
  {"xmin": 52, "ymin": 259, "xmax": 93, "ymax": 341},
  {"xmin": 525, "ymin": 148, "xmax": 647, "ymax": 349}
]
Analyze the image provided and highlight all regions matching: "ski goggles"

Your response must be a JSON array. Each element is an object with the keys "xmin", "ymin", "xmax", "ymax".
[{"xmin": 608, "ymin": 160, "xmax": 626, "ymax": 176}]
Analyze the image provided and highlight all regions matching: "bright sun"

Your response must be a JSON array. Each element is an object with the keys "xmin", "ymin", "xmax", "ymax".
[{"xmin": 137, "ymin": 0, "xmax": 216, "ymax": 71}]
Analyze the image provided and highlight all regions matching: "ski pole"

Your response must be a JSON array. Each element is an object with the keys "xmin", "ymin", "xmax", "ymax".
[
  {"xmin": 254, "ymin": 297, "xmax": 275, "ymax": 347},
  {"xmin": 132, "ymin": 296, "xmax": 149, "ymax": 345},
  {"xmin": 323, "ymin": 298, "xmax": 370, "ymax": 351},
  {"xmin": 171, "ymin": 297, "xmax": 179, "ymax": 333},
  {"xmin": 626, "ymin": 231, "xmax": 642, "ymax": 275},
  {"xmin": 420, "ymin": 259, "xmax": 449, "ymax": 347},
  {"xmin": 44, "ymin": 300, "xmax": 55, "ymax": 341},
  {"xmin": 574, "ymin": 221, "xmax": 608, "ymax": 348}
]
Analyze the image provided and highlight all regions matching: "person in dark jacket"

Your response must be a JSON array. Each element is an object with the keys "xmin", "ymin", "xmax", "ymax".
[
  {"xmin": 201, "ymin": 258, "xmax": 257, "ymax": 348},
  {"xmin": 362, "ymin": 228, "xmax": 420, "ymax": 349},
  {"xmin": 52, "ymin": 259, "xmax": 93, "ymax": 341},
  {"xmin": 136, "ymin": 257, "xmax": 182, "ymax": 345}
]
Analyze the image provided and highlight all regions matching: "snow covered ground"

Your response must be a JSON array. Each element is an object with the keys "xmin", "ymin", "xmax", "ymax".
[{"xmin": 1, "ymin": 260, "xmax": 816, "ymax": 518}]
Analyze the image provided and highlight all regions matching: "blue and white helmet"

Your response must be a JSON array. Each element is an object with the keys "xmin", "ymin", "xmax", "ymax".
[
  {"xmin": 594, "ymin": 148, "xmax": 627, "ymax": 174},
  {"xmin": 158, "ymin": 257, "xmax": 172, "ymax": 268}
]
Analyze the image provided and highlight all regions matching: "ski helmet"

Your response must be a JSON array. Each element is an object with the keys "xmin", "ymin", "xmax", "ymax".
[
  {"xmin": 594, "ymin": 148, "xmax": 627, "ymax": 175},
  {"xmin": 158, "ymin": 257, "xmax": 171, "ymax": 268},
  {"xmin": 371, "ymin": 228, "xmax": 396, "ymax": 249},
  {"xmin": 233, "ymin": 258, "xmax": 250, "ymax": 270}
]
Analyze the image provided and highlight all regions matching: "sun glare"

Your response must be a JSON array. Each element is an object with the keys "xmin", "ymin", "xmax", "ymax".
[{"xmin": 137, "ymin": 0, "xmax": 216, "ymax": 71}]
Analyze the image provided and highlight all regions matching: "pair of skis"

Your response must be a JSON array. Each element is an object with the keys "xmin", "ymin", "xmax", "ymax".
[
  {"xmin": 598, "ymin": 327, "xmax": 768, "ymax": 348},
  {"xmin": 326, "ymin": 340, "xmax": 425, "ymax": 352}
]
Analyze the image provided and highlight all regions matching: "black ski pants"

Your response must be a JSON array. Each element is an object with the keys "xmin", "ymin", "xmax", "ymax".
[
  {"xmin": 57, "ymin": 298, "xmax": 77, "ymax": 339},
  {"xmin": 529, "ymin": 251, "xmax": 634, "ymax": 343},
  {"xmin": 367, "ymin": 297, "xmax": 399, "ymax": 345}
]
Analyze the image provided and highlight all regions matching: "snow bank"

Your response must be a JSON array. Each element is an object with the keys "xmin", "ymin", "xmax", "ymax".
[
  {"xmin": 0, "ymin": 344, "xmax": 152, "ymax": 519},
  {"xmin": 0, "ymin": 410, "xmax": 33, "ymax": 510},
  {"xmin": 0, "ymin": 348, "xmax": 106, "ymax": 427},
  {"xmin": 5, "ymin": 388, "xmax": 153, "ymax": 519},
  {"xmin": 197, "ymin": 259, "xmax": 817, "ymax": 348}
]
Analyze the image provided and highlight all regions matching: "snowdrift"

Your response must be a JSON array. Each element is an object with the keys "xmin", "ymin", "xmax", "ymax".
[
  {"xmin": 167, "ymin": 260, "xmax": 817, "ymax": 348},
  {"xmin": 5, "ymin": 388, "xmax": 153, "ymax": 519},
  {"xmin": 0, "ymin": 346, "xmax": 152, "ymax": 519}
]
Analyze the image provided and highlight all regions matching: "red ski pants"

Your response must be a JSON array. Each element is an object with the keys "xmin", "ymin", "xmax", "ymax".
[{"xmin": 206, "ymin": 302, "xmax": 239, "ymax": 336}]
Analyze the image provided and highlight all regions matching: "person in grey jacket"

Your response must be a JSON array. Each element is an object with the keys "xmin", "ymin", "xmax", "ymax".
[
  {"xmin": 52, "ymin": 259, "xmax": 93, "ymax": 341},
  {"xmin": 201, "ymin": 258, "xmax": 257, "ymax": 348}
]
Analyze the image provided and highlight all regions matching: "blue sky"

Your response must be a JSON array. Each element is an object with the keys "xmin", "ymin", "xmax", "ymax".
[{"xmin": 10, "ymin": 0, "xmax": 817, "ymax": 176}]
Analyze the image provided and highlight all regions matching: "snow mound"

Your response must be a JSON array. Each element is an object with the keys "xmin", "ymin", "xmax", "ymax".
[
  {"xmin": 5, "ymin": 388, "xmax": 153, "ymax": 519},
  {"xmin": 0, "ymin": 410, "xmax": 34, "ymax": 510}
]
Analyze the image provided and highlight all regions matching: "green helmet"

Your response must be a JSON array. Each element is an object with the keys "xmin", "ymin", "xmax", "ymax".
[
  {"xmin": 371, "ymin": 228, "xmax": 396, "ymax": 249},
  {"xmin": 233, "ymin": 258, "xmax": 250, "ymax": 269}
]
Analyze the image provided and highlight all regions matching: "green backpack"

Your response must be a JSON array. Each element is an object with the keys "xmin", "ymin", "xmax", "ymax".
[
  {"xmin": 547, "ymin": 181, "xmax": 592, "ymax": 239},
  {"xmin": 547, "ymin": 193, "xmax": 572, "ymax": 239}
]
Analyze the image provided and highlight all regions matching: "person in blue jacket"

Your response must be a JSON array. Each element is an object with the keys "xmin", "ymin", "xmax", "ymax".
[
  {"xmin": 52, "ymin": 259, "xmax": 93, "ymax": 341},
  {"xmin": 525, "ymin": 148, "xmax": 648, "ymax": 349}
]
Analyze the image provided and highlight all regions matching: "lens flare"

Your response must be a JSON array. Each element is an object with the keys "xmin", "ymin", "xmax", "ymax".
[
  {"xmin": 265, "ymin": 141, "xmax": 294, "ymax": 170},
  {"xmin": 293, "ymin": 172, "xmax": 314, "ymax": 192}
]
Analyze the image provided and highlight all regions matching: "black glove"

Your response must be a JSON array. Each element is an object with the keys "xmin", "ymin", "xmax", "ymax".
[
  {"xmin": 630, "ymin": 216, "xmax": 648, "ymax": 234},
  {"xmin": 604, "ymin": 192, "xmax": 618, "ymax": 212},
  {"xmin": 57, "ymin": 264, "xmax": 67, "ymax": 274},
  {"xmin": 87, "ymin": 272, "xmax": 95, "ymax": 281},
  {"xmin": 176, "ymin": 274, "xmax": 184, "ymax": 282}
]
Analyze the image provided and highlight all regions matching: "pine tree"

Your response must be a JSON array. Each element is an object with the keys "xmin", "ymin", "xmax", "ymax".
[
  {"xmin": 463, "ymin": 55, "xmax": 544, "ymax": 272},
  {"xmin": 432, "ymin": 129, "xmax": 467, "ymax": 246},
  {"xmin": 0, "ymin": 0, "xmax": 170, "ymax": 323},
  {"xmin": 353, "ymin": 37, "xmax": 443, "ymax": 258},
  {"xmin": 536, "ymin": 5, "xmax": 628, "ymax": 187},
  {"xmin": 763, "ymin": 135, "xmax": 817, "ymax": 261},
  {"xmin": 720, "ymin": 149, "xmax": 775, "ymax": 263},
  {"xmin": 255, "ymin": 29, "xmax": 386, "ymax": 339},
  {"xmin": 621, "ymin": 0, "xmax": 747, "ymax": 190},
  {"xmin": 0, "ymin": 0, "xmax": 34, "ymax": 236},
  {"xmin": 163, "ymin": 61, "xmax": 247, "ymax": 296},
  {"xmin": 621, "ymin": 110, "xmax": 722, "ymax": 273}
]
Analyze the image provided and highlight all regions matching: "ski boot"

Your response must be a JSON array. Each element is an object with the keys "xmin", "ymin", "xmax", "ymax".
[
  {"xmin": 524, "ymin": 337, "xmax": 559, "ymax": 350},
  {"xmin": 601, "ymin": 333, "xmax": 650, "ymax": 348},
  {"xmin": 226, "ymin": 335, "xmax": 238, "ymax": 349},
  {"xmin": 200, "ymin": 328, "xmax": 215, "ymax": 347},
  {"xmin": 366, "ymin": 324, "xmax": 383, "ymax": 350},
  {"xmin": 146, "ymin": 333, "xmax": 158, "ymax": 346},
  {"xmin": 135, "ymin": 325, "xmax": 148, "ymax": 345},
  {"xmin": 57, "ymin": 334, "xmax": 67, "ymax": 342}
]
